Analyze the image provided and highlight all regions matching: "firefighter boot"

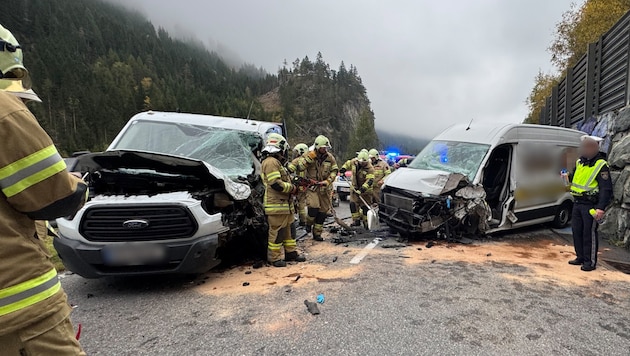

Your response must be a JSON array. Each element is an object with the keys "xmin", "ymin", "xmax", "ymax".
[
  {"xmin": 285, "ymin": 251, "xmax": 306, "ymax": 262},
  {"xmin": 272, "ymin": 260, "xmax": 287, "ymax": 267}
]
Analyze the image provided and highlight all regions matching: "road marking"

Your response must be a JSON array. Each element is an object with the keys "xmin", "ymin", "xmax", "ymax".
[{"xmin": 349, "ymin": 238, "xmax": 381, "ymax": 264}]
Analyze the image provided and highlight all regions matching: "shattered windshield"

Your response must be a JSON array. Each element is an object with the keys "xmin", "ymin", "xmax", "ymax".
[
  {"xmin": 408, "ymin": 140, "xmax": 490, "ymax": 180},
  {"xmin": 111, "ymin": 120, "xmax": 261, "ymax": 179}
]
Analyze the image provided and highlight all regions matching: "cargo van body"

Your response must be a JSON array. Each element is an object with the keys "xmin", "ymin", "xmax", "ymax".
[{"xmin": 379, "ymin": 122, "xmax": 584, "ymax": 239}]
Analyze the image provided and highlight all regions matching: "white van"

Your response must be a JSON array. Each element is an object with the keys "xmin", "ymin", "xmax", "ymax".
[{"xmin": 379, "ymin": 122, "xmax": 584, "ymax": 239}]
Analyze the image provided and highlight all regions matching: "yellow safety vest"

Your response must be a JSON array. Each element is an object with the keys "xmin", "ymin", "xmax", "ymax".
[
  {"xmin": 570, "ymin": 159, "xmax": 607, "ymax": 196},
  {"xmin": 0, "ymin": 269, "xmax": 61, "ymax": 316}
]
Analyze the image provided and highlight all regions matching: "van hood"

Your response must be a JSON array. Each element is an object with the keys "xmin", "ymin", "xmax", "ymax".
[
  {"xmin": 74, "ymin": 150, "xmax": 251, "ymax": 201},
  {"xmin": 384, "ymin": 168, "xmax": 467, "ymax": 196}
]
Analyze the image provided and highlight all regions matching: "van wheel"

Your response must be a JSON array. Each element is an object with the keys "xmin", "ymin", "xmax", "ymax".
[{"xmin": 552, "ymin": 202, "xmax": 572, "ymax": 228}]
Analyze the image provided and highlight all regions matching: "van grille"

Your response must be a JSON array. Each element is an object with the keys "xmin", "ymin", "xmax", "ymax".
[
  {"xmin": 384, "ymin": 193, "xmax": 414, "ymax": 212},
  {"xmin": 80, "ymin": 205, "xmax": 197, "ymax": 242}
]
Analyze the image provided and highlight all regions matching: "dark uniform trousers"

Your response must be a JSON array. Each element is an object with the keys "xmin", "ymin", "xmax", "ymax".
[{"xmin": 571, "ymin": 203, "xmax": 598, "ymax": 268}]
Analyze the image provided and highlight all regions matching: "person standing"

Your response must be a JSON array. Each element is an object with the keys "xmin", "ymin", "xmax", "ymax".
[
  {"xmin": 568, "ymin": 135, "xmax": 613, "ymax": 272},
  {"xmin": 0, "ymin": 24, "xmax": 87, "ymax": 355},
  {"xmin": 368, "ymin": 148, "xmax": 390, "ymax": 204},
  {"xmin": 294, "ymin": 135, "xmax": 338, "ymax": 241},
  {"xmin": 261, "ymin": 133, "xmax": 306, "ymax": 267},
  {"xmin": 340, "ymin": 150, "xmax": 375, "ymax": 228},
  {"xmin": 289, "ymin": 143, "xmax": 310, "ymax": 228}
]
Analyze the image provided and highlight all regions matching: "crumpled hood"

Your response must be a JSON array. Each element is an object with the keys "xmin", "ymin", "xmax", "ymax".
[
  {"xmin": 384, "ymin": 168, "xmax": 467, "ymax": 196},
  {"xmin": 74, "ymin": 150, "xmax": 251, "ymax": 201}
]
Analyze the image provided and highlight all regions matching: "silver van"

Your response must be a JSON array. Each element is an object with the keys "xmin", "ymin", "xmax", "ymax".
[{"xmin": 379, "ymin": 122, "xmax": 584, "ymax": 239}]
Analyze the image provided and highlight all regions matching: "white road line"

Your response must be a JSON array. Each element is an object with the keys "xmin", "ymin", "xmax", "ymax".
[{"xmin": 349, "ymin": 238, "xmax": 381, "ymax": 264}]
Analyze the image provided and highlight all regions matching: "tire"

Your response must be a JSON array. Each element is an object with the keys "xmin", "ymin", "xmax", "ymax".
[{"xmin": 552, "ymin": 202, "xmax": 572, "ymax": 228}]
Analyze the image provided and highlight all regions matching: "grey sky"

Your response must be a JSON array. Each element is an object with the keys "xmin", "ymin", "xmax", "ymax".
[{"xmin": 108, "ymin": 0, "xmax": 576, "ymax": 138}]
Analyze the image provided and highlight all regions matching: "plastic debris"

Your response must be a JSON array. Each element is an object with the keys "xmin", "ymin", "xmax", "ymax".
[
  {"xmin": 242, "ymin": 282, "xmax": 250, "ymax": 287},
  {"xmin": 317, "ymin": 294, "xmax": 325, "ymax": 304},
  {"xmin": 332, "ymin": 256, "xmax": 338, "ymax": 263},
  {"xmin": 295, "ymin": 275, "xmax": 301, "ymax": 282},
  {"xmin": 304, "ymin": 300, "xmax": 320, "ymax": 315}
]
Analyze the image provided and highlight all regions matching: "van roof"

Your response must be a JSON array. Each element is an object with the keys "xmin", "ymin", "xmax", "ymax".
[
  {"xmin": 128, "ymin": 111, "xmax": 282, "ymax": 137},
  {"xmin": 433, "ymin": 122, "xmax": 584, "ymax": 146}
]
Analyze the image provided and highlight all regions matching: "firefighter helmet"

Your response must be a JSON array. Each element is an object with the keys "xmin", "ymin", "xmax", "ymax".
[
  {"xmin": 357, "ymin": 150, "xmax": 369, "ymax": 163},
  {"xmin": 0, "ymin": 25, "xmax": 30, "ymax": 88},
  {"xmin": 294, "ymin": 143, "xmax": 309, "ymax": 155},
  {"xmin": 368, "ymin": 149, "xmax": 379, "ymax": 158},
  {"xmin": 314, "ymin": 135, "xmax": 332, "ymax": 150},
  {"xmin": 262, "ymin": 133, "xmax": 290, "ymax": 154}
]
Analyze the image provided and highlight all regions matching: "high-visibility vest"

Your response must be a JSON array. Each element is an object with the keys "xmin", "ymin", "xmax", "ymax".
[
  {"xmin": 0, "ymin": 269, "xmax": 61, "ymax": 316},
  {"xmin": 570, "ymin": 159, "xmax": 607, "ymax": 196}
]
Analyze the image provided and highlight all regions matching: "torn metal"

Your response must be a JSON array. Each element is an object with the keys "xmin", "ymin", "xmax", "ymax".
[{"xmin": 379, "ymin": 172, "xmax": 491, "ymax": 240}]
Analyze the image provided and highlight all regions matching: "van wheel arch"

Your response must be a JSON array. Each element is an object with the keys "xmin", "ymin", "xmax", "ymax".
[{"xmin": 552, "ymin": 201, "xmax": 573, "ymax": 228}]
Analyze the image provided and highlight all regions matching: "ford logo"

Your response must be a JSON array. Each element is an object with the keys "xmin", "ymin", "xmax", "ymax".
[{"xmin": 122, "ymin": 219, "xmax": 150, "ymax": 230}]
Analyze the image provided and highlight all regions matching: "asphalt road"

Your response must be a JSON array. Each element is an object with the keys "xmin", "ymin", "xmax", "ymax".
[{"xmin": 61, "ymin": 202, "xmax": 630, "ymax": 355}]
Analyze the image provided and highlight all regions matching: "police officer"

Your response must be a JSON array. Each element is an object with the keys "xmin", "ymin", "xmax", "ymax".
[
  {"xmin": 293, "ymin": 135, "xmax": 338, "ymax": 241},
  {"xmin": 568, "ymin": 135, "xmax": 613, "ymax": 272},
  {"xmin": 290, "ymin": 143, "xmax": 310, "ymax": 228},
  {"xmin": 368, "ymin": 148, "xmax": 390, "ymax": 204},
  {"xmin": 340, "ymin": 150, "xmax": 375, "ymax": 227},
  {"xmin": 0, "ymin": 24, "xmax": 87, "ymax": 355},
  {"xmin": 261, "ymin": 133, "xmax": 306, "ymax": 267}
]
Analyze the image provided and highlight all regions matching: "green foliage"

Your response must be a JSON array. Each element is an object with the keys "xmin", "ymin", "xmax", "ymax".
[
  {"xmin": 525, "ymin": 70, "xmax": 559, "ymax": 124},
  {"xmin": 346, "ymin": 110, "xmax": 379, "ymax": 160},
  {"xmin": 5, "ymin": 0, "xmax": 276, "ymax": 153}
]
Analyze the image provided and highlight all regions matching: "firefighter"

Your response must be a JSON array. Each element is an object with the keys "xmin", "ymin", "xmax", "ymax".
[
  {"xmin": 340, "ymin": 150, "xmax": 375, "ymax": 227},
  {"xmin": 294, "ymin": 135, "xmax": 338, "ymax": 241},
  {"xmin": 369, "ymin": 148, "xmax": 390, "ymax": 204},
  {"xmin": 261, "ymin": 133, "xmax": 306, "ymax": 267},
  {"xmin": 290, "ymin": 143, "xmax": 310, "ymax": 228},
  {"xmin": 568, "ymin": 135, "xmax": 613, "ymax": 272},
  {"xmin": 0, "ymin": 25, "xmax": 87, "ymax": 355}
]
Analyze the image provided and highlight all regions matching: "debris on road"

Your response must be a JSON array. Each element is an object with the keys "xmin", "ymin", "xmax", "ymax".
[
  {"xmin": 252, "ymin": 261, "xmax": 264, "ymax": 269},
  {"xmin": 332, "ymin": 256, "xmax": 338, "ymax": 263},
  {"xmin": 242, "ymin": 282, "xmax": 250, "ymax": 287},
  {"xmin": 304, "ymin": 300, "xmax": 320, "ymax": 315},
  {"xmin": 426, "ymin": 241, "xmax": 435, "ymax": 248},
  {"xmin": 486, "ymin": 253, "xmax": 492, "ymax": 257},
  {"xmin": 295, "ymin": 275, "xmax": 301, "ymax": 282},
  {"xmin": 381, "ymin": 242, "xmax": 407, "ymax": 249},
  {"xmin": 86, "ymin": 293, "xmax": 94, "ymax": 299},
  {"xmin": 245, "ymin": 271, "xmax": 252, "ymax": 275},
  {"xmin": 317, "ymin": 294, "xmax": 325, "ymax": 304}
]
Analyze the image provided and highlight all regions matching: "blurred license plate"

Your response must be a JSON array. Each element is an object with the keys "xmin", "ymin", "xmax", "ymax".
[
  {"xmin": 102, "ymin": 244, "xmax": 166, "ymax": 266},
  {"xmin": 340, "ymin": 187, "xmax": 350, "ymax": 193}
]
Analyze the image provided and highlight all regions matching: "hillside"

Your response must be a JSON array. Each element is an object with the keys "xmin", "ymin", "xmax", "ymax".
[{"xmin": 4, "ymin": 0, "xmax": 378, "ymax": 158}]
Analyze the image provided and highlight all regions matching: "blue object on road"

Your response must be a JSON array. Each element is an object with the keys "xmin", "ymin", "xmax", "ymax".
[{"xmin": 317, "ymin": 294, "xmax": 325, "ymax": 304}]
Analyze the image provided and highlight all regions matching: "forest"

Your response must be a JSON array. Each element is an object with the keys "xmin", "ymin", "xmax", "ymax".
[{"xmin": 4, "ymin": 0, "xmax": 379, "ymax": 159}]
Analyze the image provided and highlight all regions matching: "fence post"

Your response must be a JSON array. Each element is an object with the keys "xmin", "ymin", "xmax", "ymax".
[
  {"xmin": 564, "ymin": 67, "xmax": 573, "ymax": 128},
  {"xmin": 585, "ymin": 42, "xmax": 598, "ymax": 118},
  {"xmin": 551, "ymin": 85, "xmax": 559, "ymax": 126}
]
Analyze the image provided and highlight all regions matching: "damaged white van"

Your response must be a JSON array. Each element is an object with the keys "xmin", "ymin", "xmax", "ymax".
[
  {"xmin": 379, "ymin": 122, "xmax": 584, "ymax": 240},
  {"xmin": 54, "ymin": 111, "xmax": 283, "ymax": 278}
]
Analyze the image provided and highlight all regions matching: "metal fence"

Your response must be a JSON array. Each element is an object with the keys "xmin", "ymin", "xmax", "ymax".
[{"xmin": 540, "ymin": 10, "xmax": 630, "ymax": 127}]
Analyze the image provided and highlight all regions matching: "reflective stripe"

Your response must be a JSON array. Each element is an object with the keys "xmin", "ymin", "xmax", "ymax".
[
  {"xmin": 268, "ymin": 242, "xmax": 283, "ymax": 250},
  {"xmin": 284, "ymin": 239, "xmax": 297, "ymax": 247},
  {"xmin": 266, "ymin": 171, "xmax": 282, "ymax": 181},
  {"xmin": 0, "ymin": 269, "xmax": 60, "ymax": 316},
  {"xmin": 0, "ymin": 145, "xmax": 66, "ymax": 197}
]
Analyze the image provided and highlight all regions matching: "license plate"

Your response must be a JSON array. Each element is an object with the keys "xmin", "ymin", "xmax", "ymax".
[
  {"xmin": 102, "ymin": 243, "xmax": 166, "ymax": 266},
  {"xmin": 339, "ymin": 187, "xmax": 350, "ymax": 193}
]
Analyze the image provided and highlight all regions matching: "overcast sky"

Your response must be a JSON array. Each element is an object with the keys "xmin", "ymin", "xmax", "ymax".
[{"xmin": 108, "ymin": 0, "xmax": 577, "ymax": 138}]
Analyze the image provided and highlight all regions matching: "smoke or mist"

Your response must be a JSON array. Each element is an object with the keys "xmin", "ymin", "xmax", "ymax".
[{"xmin": 102, "ymin": 0, "xmax": 574, "ymax": 140}]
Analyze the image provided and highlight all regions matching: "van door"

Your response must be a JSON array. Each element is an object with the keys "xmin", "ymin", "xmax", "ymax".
[
  {"xmin": 512, "ymin": 143, "xmax": 569, "ymax": 222},
  {"xmin": 481, "ymin": 144, "xmax": 512, "ymax": 225}
]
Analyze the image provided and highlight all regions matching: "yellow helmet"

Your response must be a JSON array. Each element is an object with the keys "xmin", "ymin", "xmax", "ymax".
[
  {"xmin": 357, "ymin": 150, "xmax": 369, "ymax": 162},
  {"xmin": 368, "ymin": 149, "xmax": 379, "ymax": 158},
  {"xmin": 262, "ymin": 133, "xmax": 289, "ymax": 154},
  {"xmin": 294, "ymin": 143, "xmax": 309, "ymax": 155},
  {"xmin": 0, "ymin": 25, "xmax": 30, "ymax": 88},
  {"xmin": 314, "ymin": 135, "xmax": 332, "ymax": 150}
]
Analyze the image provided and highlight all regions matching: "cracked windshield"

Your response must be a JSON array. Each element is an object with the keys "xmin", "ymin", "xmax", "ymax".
[
  {"xmin": 112, "ymin": 120, "xmax": 259, "ymax": 178},
  {"xmin": 408, "ymin": 140, "xmax": 490, "ymax": 180}
]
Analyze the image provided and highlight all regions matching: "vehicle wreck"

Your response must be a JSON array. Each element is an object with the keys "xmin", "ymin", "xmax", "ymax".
[
  {"xmin": 380, "ymin": 123, "xmax": 585, "ymax": 240},
  {"xmin": 380, "ymin": 169, "xmax": 491, "ymax": 240},
  {"xmin": 54, "ymin": 111, "xmax": 283, "ymax": 278}
]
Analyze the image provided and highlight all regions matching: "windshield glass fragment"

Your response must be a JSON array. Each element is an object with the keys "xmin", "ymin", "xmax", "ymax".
[
  {"xmin": 408, "ymin": 140, "xmax": 490, "ymax": 180},
  {"xmin": 111, "ymin": 120, "xmax": 260, "ymax": 178}
]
